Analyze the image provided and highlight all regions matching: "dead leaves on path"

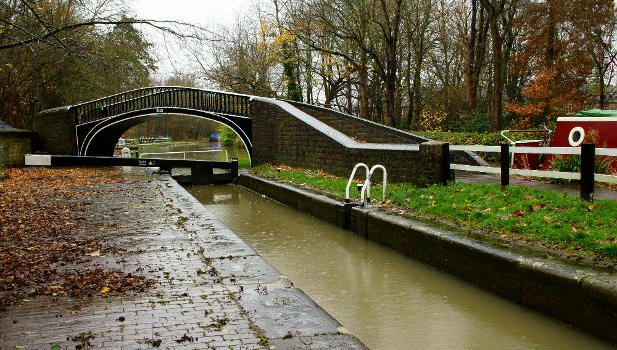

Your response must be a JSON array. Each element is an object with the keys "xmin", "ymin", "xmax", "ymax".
[{"xmin": 0, "ymin": 168, "xmax": 151, "ymax": 309}]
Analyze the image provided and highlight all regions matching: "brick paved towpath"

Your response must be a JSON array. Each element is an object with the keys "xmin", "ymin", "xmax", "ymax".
[{"xmin": 0, "ymin": 172, "xmax": 366, "ymax": 350}]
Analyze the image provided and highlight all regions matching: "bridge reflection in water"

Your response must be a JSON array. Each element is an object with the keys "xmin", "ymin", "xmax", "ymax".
[{"xmin": 186, "ymin": 184, "xmax": 612, "ymax": 350}]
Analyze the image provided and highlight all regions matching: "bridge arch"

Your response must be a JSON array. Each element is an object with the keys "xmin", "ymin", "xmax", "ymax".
[
  {"xmin": 78, "ymin": 107, "xmax": 252, "ymax": 161},
  {"xmin": 49, "ymin": 86, "xmax": 253, "ymax": 159}
]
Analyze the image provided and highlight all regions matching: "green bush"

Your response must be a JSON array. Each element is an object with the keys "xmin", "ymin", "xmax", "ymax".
[
  {"xmin": 218, "ymin": 125, "xmax": 243, "ymax": 147},
  {"xmin": 446, "ymin": 112, "xmax": 491, "ymax": 133}
]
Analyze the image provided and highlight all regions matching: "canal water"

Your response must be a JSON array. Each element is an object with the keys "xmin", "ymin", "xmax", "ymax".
[
  {"xmin": 186, "ymin": 184, "xmax": 613, "ymax": 350},
  {"xmin": 134, "ymin": 141, "xmax": 248, "ymax": 161}
]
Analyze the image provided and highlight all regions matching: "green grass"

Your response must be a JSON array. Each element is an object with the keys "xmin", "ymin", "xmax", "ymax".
[
  {"xmin": 253, "ymin": 164, "xmax": 617, "ymax": 265},
  {"xmin": 237, "ymin": 158, "xmax": 251, "ymax": 169}
]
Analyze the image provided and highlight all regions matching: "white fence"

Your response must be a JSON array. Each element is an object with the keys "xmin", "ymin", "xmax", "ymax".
[{"xmin": 450, "ymin": 145, "xmax": 617, "ymax": 185}]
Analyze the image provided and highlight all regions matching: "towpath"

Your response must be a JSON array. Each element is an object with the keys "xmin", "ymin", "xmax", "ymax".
[{"xmin": 0, "ymin": 171, "xmax": 365, "ymax": 350}]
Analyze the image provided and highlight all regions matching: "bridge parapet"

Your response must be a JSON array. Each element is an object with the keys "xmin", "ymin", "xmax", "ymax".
[
  {"xmin": 251, "ymin": 97, "xmax": 450, "ymax": 185},
  {"xmin": 71, "ymin": 87, "xmax": 251, "ymax": 125}
]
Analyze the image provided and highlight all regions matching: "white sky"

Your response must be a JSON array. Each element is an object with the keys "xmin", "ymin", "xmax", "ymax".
[{"xmin": 128, "ymin": 0, "xmax": 257, "ymax": 81}]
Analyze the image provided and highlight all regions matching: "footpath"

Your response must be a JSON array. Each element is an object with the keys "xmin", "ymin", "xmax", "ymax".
[{"xmin": 0, "ymin": 171, "xmax": 366, "ymax": 350}]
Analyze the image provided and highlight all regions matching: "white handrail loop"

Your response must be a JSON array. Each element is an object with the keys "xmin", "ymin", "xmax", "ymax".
[
  {"xmin": 346, "ymin": 163, "xmax": 370, "ymax": 203},
  {"xmin": 365, "ymin": 165, "xmax": 387, "ymax": 203}
]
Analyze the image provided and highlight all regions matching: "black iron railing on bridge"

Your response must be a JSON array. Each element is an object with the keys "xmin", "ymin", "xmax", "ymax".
[{"xmin": 71, "ymin": 87, "xmax": 252, "ymax": 125}]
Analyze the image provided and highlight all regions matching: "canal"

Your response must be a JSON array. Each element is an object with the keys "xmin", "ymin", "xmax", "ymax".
[
  {"xmin": 133, "ymin": 140, "xmax": 248, "ymax": 161},
  {"xmin": 186, "ymin": 184, "xmax": 613, "ymax": 350}
]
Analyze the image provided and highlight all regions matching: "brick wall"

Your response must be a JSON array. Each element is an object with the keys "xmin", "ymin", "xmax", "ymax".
[
  {"xmin": 251, "ymin": 98, "xmax": 448, "ymax": 185},
  {"xmin": 0, "ymin": 130, "xmax": 35, "ymax": 167},
  {"xmin": 33, "ymin": 107, "xmax": 77, "ymax": 155},
  {"xmin": 286, "ymin": 101, "xmax": 425, "ymax": 144},
  {"xmin": 285, "ymin": 101, "xmax": 485, "ymax": 166}
]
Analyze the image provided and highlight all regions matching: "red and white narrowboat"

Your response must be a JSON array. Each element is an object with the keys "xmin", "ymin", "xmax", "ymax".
[{"xmin": 502, "ymin": 109, "xmax": 617, "ymax": 171}]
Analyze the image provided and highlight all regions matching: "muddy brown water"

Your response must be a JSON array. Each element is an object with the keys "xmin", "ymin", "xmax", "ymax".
[{"xmin": 187, "ymin": 184, "xmax": 614, "ymax": 349}]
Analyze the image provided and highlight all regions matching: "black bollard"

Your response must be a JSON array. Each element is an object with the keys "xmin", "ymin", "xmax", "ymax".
[
  {"xmin": 580, "ymin": 143, "xmax": 595, "ymax": 201},
  {"xmin": 501, "ymin": 144, "xmax": 510, "ymax": 188},
  {"xmin": 442, "ymin": 142, "xmax": 450, "ymax": 185}
]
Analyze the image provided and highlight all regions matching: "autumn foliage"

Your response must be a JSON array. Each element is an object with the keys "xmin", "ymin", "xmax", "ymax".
[{"xmin": 507, "ymin": 0, "xmax": 613, "ymax": 128}]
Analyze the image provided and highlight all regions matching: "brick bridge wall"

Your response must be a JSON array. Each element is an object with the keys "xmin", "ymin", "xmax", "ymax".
[
  {"xmin": 0, "ymin": 129, "xmax": 36, "ymax": 167},
  {"xmin": 32, "ymin": 107, "xmax": 77, "ymax": 155},
  {"xmin": 286, "ymin": 101, "xmax": 422, "ymax": 144},
  {"xmin": 251, "ymin": 97, "xmax": 449, "ymax": 185},
  {"xmin": 285, "ymin": 101, "xmax": 485, "ymax": 166},
  {"xmin": 31, "ymin": 95, "xmax": 479, "ymax": 185}
]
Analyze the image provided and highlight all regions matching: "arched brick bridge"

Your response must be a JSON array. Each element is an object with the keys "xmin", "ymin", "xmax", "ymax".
[{"xmin": 33, "ymin": 86, "xmax": 484, "ymax": 184}]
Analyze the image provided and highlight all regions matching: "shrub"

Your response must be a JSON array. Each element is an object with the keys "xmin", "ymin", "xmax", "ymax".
[
  {"xmin": 419, "ymin": 108, "xmax": 447, "ymax": 131},
  {"xmin": 218, "ymin": 125, "xmax": 243, "ymax": 147},
  {"xmin": 446, "ymin": 111, "xmax": 491, "ymax": 133}
]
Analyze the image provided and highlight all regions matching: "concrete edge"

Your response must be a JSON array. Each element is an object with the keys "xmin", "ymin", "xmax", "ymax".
[
  {"xmin": 237, "ymin": 172, "xmax": 617, "ymax": 344},
  {"xmin": 161, "ymin": 175, "xmax": 368, "ymax": 349}
]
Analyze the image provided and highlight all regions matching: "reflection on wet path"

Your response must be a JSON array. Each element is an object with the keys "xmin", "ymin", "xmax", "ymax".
[{"xmin": 187, "ymin": 184, "xmax": 613, "ymax": 350}]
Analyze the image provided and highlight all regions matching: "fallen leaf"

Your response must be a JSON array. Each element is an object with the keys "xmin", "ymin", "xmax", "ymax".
[
  {"xmin": 100, "ymin": 287, "xmax": 110, "ymax": 294},
  {"xmin": 87, "ymin": 251, "xmax": 100, "ymax": 257}
]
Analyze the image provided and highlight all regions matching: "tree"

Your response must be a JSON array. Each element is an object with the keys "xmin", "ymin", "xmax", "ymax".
[
  {"xmin": 0, "ymin": 0, "xmax": 203, "ymax": 129},
  {"xmin": 579, "ymin": 0, "xmax": 617, "ymax": 109},
  {"xmin": 202, "ymin": 16, "xmax": 279, "ymax": 96},
  {"xmin": 506, "ymin": 0, "xmax": 610, "ymax": 128},
  {"xmin": 478, "ymin": 0, "xmax": 520, "ymax": 131},
  {"xmin": 458, "ymin": 0, "xmax": 489, "ymax": 112},
  {"xmin": 402, "ymin": 0, "xmax": 434, "ymax": 129}
]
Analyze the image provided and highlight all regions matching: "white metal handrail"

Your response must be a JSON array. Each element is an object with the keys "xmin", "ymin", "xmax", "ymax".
[
  {"xmin": 139, "ymin": 150, "xmax": 229, "ymax": 161},
  {"xmin": 364, "ymin": 165, "xmax": 387, "ymax": 203},
  {"xmin": 346, "ymin": 163, "xmax": 369, "ymax": 202}
]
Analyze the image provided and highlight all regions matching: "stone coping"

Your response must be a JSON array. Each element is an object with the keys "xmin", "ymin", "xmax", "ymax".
[{"xmin": 237, "ymin": 172, "xmax": 617, "ymax": 344}]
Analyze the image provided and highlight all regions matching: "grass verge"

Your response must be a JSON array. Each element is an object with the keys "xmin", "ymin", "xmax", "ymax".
[{"xmin": 251, "ymin": 164, "xmax": 617, "ymax": 268}]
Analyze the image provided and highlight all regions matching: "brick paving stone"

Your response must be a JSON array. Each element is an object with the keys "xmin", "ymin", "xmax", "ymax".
[{"xmin": 0, "ymin": 173, "xmax": 366, "ymax": 350}]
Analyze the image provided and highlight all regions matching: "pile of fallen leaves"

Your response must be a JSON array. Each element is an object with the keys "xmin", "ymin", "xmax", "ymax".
[{"xmin": 0, "ymin": 168, "xmax": 153, "ymax": 309}]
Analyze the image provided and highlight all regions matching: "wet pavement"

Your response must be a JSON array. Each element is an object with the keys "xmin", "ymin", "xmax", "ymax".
[
  {"xmin": 455, "ymin": 171, "xmax": 617, "ymax": 201},
  {"xmin": 0, "ymin": 173, "xmax": 365, "ymax": 350}
]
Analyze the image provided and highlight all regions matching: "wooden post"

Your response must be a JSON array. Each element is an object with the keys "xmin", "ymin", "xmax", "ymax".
[
  {"xmin": 580, "ymin": 143, "xmax": 595, "ymax": 202},
  {"xmin": 501, "ymin": 144, "xmax": 510, "ymax": 188}
]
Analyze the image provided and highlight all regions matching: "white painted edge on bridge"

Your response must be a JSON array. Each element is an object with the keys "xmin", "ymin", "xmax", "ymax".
[{"xmin": 24, "ymin": 154, "xmax": 51, "ymax": 166}]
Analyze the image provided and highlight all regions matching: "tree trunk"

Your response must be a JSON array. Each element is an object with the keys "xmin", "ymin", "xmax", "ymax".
[
  {"xmin": 465, "ymin": 0, "xmax": 488, "ymax": 112},
  {"xmin": 489, "ymin": 20, "xmax": 503, "ymax": 131},
  {"xmin": 599, "ymin": 66, "xmax": 606, "ymax": 109},
  {"xmin": 358, "ymin": 51, "xmax": 370, "ymax": 119},
  {"xmin": 411, "ymin": 63, "xmax": 422, "ymax": 128}
]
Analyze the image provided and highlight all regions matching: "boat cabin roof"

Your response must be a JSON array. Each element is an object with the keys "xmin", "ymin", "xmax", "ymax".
[{"xmin": 575, "ymin": 109, "xmax": 617, "ymax": 117}]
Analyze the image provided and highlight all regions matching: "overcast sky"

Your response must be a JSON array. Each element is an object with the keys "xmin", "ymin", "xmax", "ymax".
[{"xmin": 128, "ymin": 0, "xmax": 257, "ymax": 80}]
